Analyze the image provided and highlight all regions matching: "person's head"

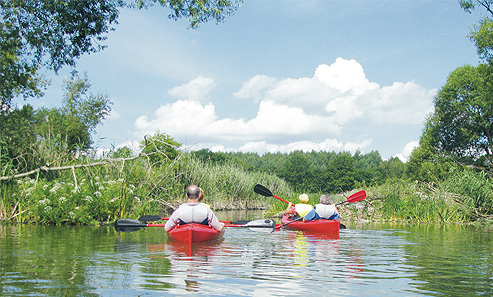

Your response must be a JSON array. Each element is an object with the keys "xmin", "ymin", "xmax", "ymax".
[
  {"xmin": 320, "ymin": 194, "xmax": 331, "ymax": 205},
  {"xmin": 298, "ymin": 194, "xmax": 309, "ymax": 203},
  {"xmin": 186, "ymin": 185, "xmax": 201, "ymax": 201},
  {"xmin": 198, "ymin": 187, "xmax": 205, "ymax": 202}
]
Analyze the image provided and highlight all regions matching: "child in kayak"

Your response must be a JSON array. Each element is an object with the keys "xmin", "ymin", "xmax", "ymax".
[
  {"xmin": 165, "ymin": 185, "xmax": 223, "ymax": 231},
  {"xmin": 303, "ymin": 194, "xmax": 340, "ymax": 221},
  {"xmin": 286, "ymin": 194, "xmax": 314, "ymax": 219}
]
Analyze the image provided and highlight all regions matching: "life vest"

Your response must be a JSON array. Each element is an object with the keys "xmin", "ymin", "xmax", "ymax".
[
  {"xmin": 295, "ymin": 203, "xmax": 313, "ymax": 217},
  {"xmin": 314, "ymin": 204, "xmax": 336, "ymax": 219}
]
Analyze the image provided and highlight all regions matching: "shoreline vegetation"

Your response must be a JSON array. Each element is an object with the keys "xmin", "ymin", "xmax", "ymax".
[{"xmin": 1, "ymin": 138, "xmax": 492, "ymax": 228}]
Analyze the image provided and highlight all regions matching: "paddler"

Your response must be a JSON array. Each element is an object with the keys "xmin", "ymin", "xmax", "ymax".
[
  {"xmin": 165, "ymin": 185, "xmax": 224, "ymax": 231},
  {"xmin": 303, "ymin": 194, "xmax": 340, "ymax": 221},
  {"xmin": 286, "ymin": 193, "xmax": 314, "ymax": 219}
]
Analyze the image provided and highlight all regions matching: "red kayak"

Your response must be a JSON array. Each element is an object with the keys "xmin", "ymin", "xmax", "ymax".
[
  {"xmin": 167, "ymin": 223, "xmax": 224, "ymax": 244},
  {"xmin": 281, "ymin": 214, "xmax": 340, "ymax": 234}
]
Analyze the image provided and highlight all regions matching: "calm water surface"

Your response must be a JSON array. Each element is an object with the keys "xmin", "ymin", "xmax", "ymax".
[{"xmin": 1, "ymin": 212, "xmax": 492, "ymax": 296}]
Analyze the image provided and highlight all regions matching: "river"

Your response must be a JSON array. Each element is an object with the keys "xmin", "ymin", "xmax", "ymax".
[{"xmin": 1, "ymin": 211, "xmax": 492, "ymax": 296}]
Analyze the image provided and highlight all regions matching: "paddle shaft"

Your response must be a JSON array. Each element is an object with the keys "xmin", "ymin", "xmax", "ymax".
[
  {"xmin": 275, "ymin": 216, "xmax": 303, "ymax": 229},
  {"xmin": 138, "ymin": 215, "xmax": 251, "ymax": 225}
]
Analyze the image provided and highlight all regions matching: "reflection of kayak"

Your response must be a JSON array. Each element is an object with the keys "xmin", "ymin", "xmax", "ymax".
[
  {"xmin": 167, "ymin": 223, "xmax": 225, "ymax": 244},
  {"xmin": 281, "ymin": 214, "xmax": 340, "ymax": 234}
]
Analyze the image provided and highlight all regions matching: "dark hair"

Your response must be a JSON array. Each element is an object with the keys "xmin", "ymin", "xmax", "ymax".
[{"xmin": 186, "ymin": 185, "xmax": 201, "ymax": 199}]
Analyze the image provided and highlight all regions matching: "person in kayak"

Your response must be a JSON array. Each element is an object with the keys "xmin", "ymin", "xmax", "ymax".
[
  {"xmin": 165, "ymin": 185, "xmax": 224, "ymax": 231},
  {"xmin": 303, "ymin": 194, "xmax": 340, "ymax": 221},
  {"xmin": 286, "ymin": 194, "xmax": 314, "ymax": 219},
  {"xmin": 198, "ymin": 187, "xmax": 211, "ymax": 208}
]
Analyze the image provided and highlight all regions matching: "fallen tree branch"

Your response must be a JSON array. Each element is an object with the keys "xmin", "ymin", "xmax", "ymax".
[{"xmin": 0, "ymin": 155, "xmax": 143, "ymax": 181}]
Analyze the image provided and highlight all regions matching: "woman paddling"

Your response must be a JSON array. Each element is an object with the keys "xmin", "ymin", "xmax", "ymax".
[
  {"xmin": 303, "ymin": 194, "xmax": 340, "ymax": 221},
  {"xmin": 285, "ymin": 193, "xmax": 314, "ymax": 219}
]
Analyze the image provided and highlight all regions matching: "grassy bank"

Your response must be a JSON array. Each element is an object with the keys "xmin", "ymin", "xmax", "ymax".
[
  {"xmin": 266, "ymin": 166, "xmax": 492, "ymax": 225},
  {"xmin": 1, "ymin": 151, "xmax": 491, "ymax": 226},
  {"xmin": 0, "ymin": 152, "xmax": 292, "ymax": 225}
]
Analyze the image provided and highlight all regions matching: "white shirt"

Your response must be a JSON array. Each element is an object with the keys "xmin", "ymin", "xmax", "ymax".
[{"xmin": 165, "ymin": 202, "xmax": 222, "ymax": 231}]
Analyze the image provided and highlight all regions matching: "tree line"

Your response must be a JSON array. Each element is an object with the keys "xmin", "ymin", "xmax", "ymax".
[{"xmin": 192, "ymin": 149, "xmax": 406, "ymax": 194}]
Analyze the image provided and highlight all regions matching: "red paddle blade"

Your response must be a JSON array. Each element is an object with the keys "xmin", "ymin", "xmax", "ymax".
[{"xmin": 346, "ymin": 190, "xmax": 367, "ymax": 203}]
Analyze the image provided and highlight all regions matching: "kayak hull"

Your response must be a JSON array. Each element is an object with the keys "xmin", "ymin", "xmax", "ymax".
[
  {"xmin": 167, "ymin": 223, "xmax": 224, "ymax": 244},
  {"xmin": 281, "ymin": 214, "xmax": 340, "ymax": 234}
]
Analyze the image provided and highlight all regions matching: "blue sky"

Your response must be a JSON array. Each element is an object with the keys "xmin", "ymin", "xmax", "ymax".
[{"xmin": 19, "ymin": 0, "xmax": 483, "ymax": 161}]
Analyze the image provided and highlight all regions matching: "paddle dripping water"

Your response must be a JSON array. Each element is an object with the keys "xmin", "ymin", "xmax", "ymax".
[{"xmin": 0, "ymin": 220, "xmax": 492, "ymax": 296}]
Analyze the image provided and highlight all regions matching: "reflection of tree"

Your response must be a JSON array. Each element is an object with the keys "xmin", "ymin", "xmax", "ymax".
[
  {"xmin": 0, "ymin": 225, "xmax": 124, "ymax": 296},
  {"xmin": 401, "ymin": 224, "xmax": 493, "ymax": 296}
]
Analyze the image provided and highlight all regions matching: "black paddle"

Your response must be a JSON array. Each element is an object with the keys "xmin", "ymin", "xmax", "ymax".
[{"xmin": 115, "ymin": 218, "xmax": 276, "ymax": 233}]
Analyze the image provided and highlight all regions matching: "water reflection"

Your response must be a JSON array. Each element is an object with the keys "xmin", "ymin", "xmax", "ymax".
[{"xmin": 0, "ymin": 219, "xmax": 492, "ymax": 296}]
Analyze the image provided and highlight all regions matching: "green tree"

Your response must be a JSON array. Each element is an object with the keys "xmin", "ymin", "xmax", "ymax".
[
  {"xmin": 460, "ymin": 0, "xmax": 493, "ymax": 63},
  {"xmin": 427, "ymin": 64, "xmax": 493, "ymax": 167},
  {"xmin": 0, "ymin": 0, "xmax": 243, "ymax": 108},
  {"xmin": 0, "ymin": 105, "xmax": 37, "ymax": 173},
  {"xmin": 276, "ymin": 150, "xmax": 311, "ymax": 191},
  {"xmin": 326, "ymin": 153, "xmax": 358, "ymax": 192},
  {"xmin": 140, "ymin": 132, "xmax": 181, "ymax": 164},
  {"xmin": 35, "ymin": 75, "xmax": 112, "ymax": 155}
]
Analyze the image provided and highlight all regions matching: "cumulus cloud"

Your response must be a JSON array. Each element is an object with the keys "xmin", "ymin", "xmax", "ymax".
[
  {"xmin": 168, "ymin": 75, "xmax": 216, "ymax": 102},
  {"xmin": 395, "ymin": 141, "xmax": 420, "ymax": 162},
  {"xmin": 133, "ymin": 58, "xmax": 434, "ymax": 158}
]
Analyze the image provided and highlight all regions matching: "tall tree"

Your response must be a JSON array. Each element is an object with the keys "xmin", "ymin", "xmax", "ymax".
[
  {"xmin": 425, "ymin": 64, "xmax": 493, "ymax": 168},
  {"xmin": 0, "ymin": 0, "xmax": 243, "ymax": 108},
  {"xmin": 35, "ymin": 75, "xmax": 112, "ymax": 154}
]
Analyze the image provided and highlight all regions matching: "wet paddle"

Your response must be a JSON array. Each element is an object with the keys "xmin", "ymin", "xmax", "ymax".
[
  {"xmin": 253, "ymin": 184, "xmax": 290, "ymax": 204},
  {"xmin": 335, "ymin": 190, "xmax": 367, "ymax": 206},
  {"xmin": 115, "ymin": 218, "xmax": 276, "ymax": 233},
  {"xmin": 138, "ymin": 215, "xmax": 251, "ymax": 225}
]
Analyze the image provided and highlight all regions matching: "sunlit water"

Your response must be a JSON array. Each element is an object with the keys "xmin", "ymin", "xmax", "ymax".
[{"xmin": 1, "ymin": 213, "xmax": 492, "ymax": 296}]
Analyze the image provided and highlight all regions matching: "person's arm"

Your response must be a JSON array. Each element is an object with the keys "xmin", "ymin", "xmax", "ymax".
[
  {"xmin": 207, "ymin": 210, "xmax": 224, "ymax": 231},
  {"xmin": 165, "ymin": 210, "xmax": 179, "ymax": 231},
  {"xmin": 333, "ymin": 204, "xmax": 340, "ymax": 215},
  {"xmin": 303, "ymin": 207, "xmax": 317, "ymax": 222},
  {"xmin": 286, "ymin": 202, "xmax": 295, "ymax": 214}
]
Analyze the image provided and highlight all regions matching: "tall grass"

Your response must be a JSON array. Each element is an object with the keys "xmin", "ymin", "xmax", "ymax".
[
  {"xmin": 343, "ymin": 167, "xmax": 491, "ymax": 223},
  {"xmin": 0, "ymin": 151, "xmax": 291, "ymax": 225}
]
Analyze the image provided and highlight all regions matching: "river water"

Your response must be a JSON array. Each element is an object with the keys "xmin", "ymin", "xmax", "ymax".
[{"xmin": 1, "ymin": 212, "xmax": 492, "ymax": 296}]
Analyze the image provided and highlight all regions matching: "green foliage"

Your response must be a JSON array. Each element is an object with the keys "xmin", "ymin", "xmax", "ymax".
[
  {"xmin": 140, "ymin": 132, "xmax": 181, "ymax": 165},
  {"xmin": 0, "ymin": 105, "xmax": 38, "ymax": 174},
  {"xmin": 460, "ymin": 1, "xmax": 493, "ymax": 63},
  {"xmin": 135, "ymin": 0, "xmax": 243, "ymax": 29},
  {"xmin": 0, "ymin": 74, "xmax": 111, "ymax": 176},
  {"xmin": 190, "ymin": 149, "xmax": 403, "ymax": 193},
  {"xmin": 407, "ymin": 122, "xmax": 454, "ymax": 183},
  {"xmin": 356, "ymin": 180, "xmax": 469, "ymax": 223},
  {"xmin": 0, "ymin": 0, "xmax": 242, "ymax": 108},
  {"xmin": 35, "ymin": 75, "xmax": 111, "ymax": 154},
  {"xmin": 441, "ymin": 166, "xmax": 493, "ymax": 217},
  {"xmin": 423, "ymin": 64, "xmax": 493, "ymax": 167},
  {"xmin": 0, "ymin": 0, "xmax": 123, "ymax": 107}
]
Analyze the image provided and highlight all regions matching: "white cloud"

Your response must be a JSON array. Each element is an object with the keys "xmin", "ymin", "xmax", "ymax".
[
  {"xmin": 132, "ymin": 58, "xmax": 434, "ymax": 157},
  {"xmin": 168, "ymin": 75, "xmax": 216, "ymax": 102},
  {"xmin": 395, "ymin": 141, "xmax": 419, "ymax": 162}
]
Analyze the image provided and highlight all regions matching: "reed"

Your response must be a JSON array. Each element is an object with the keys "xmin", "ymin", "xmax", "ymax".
[{"xmin": 0, "ymin": 151, "xmax": 291, "ymax": 224}]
